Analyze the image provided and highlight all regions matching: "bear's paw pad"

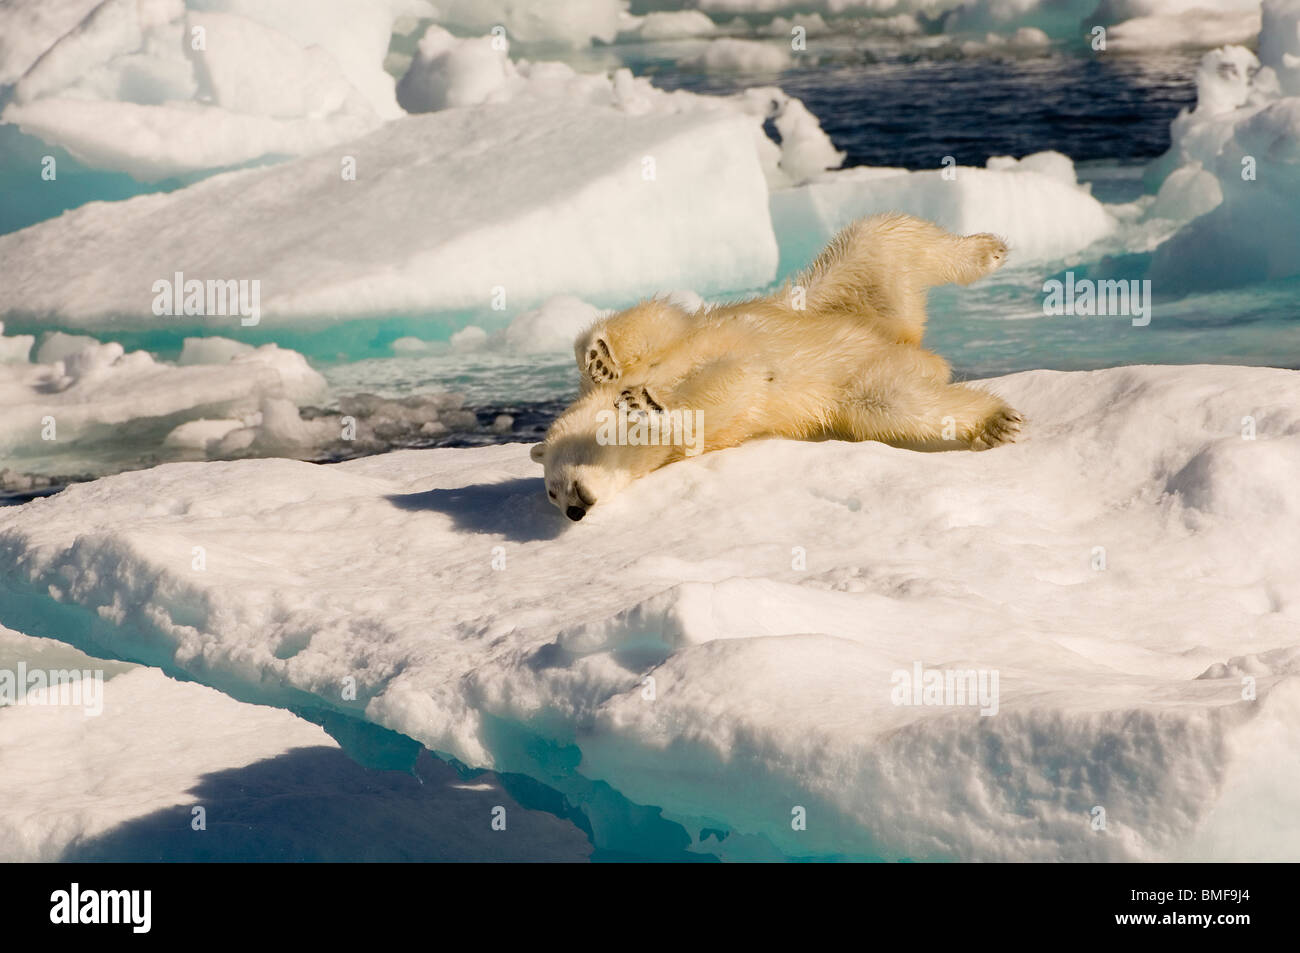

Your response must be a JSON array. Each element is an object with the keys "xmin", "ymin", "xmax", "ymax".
[
  {"xmin": 618, "ymin": 386, "xmax": 665, "ymax": 418},
  {"xmin": 584, "ymin": 336, "xmax": 621, "ymax": 384}
]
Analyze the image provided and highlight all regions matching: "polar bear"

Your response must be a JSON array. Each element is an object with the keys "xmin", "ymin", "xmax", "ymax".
[{"xmin": 531, "ymin": 213, "xmax": 1022, "ymax": 521}]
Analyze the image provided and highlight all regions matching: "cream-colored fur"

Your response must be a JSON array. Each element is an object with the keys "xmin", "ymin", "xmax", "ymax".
[{"xmin": 535, "ymin": 212, "xmax": 1021, "ymax": 520}]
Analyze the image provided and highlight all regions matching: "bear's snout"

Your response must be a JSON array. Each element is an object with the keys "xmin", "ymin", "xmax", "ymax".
[{"xmin": 565, "ymin": 505, "xmax": 586, "ymax": 522}]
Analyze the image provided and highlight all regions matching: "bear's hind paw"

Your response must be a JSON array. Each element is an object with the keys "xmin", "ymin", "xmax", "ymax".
[
  {"xmin": 969, "ymin": 407, "xmax": 1022, "ymax": 451},
  {"xmin": 584, "ymin": 336, "xmax": 621, "ymax": 385},
  {"xmin": 965, "ymin": 233, "xmax": 1009, "ymax": 280}
]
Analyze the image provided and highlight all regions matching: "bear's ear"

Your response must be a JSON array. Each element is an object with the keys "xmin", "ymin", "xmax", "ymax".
[{"xmin": 529, "ymin": 442, "xmax": 547, "ymax": 464}]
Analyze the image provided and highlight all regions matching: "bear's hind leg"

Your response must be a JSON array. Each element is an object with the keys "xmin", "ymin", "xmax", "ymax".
[
  {"xmin": 935, "ymin": 232, "xmax": 1009, "ymax": 286},
  {"xmin": 836, "ymin": 373, "xmax": 1022, "ymax": 451},
  {"xmin": 796, "ymin": 214, "xmax": 1007, "ymax": 347}
]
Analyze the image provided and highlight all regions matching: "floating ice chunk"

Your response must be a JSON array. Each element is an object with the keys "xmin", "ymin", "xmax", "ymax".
[
  {"xmin": 1259, "ymin": 0, "xmax": 1300, "ymax": 93},
  {"xmin": 1151, "ymin": 96, "xmax": 1300, "ymax": 287},
  {"xmin": 8, "ymin": 0, "xmax": 147, "ymax": 105},
  {"xmin": 618, "ymin": 10, "xmax": 719, "ymax": 41},
  {"xmin": 187, "ymin": 11, "xmax": 374, "ymax": 120},
  {"xmin": 1098, "ymin": 0, "xmax": 1259, "ymax": 15},
  {"xmin": 2, "ymin": 0, "xmax": 425, "ymax": 178},
  {"xmin": 393, "ymin": 29, "xmax": 840, "ymax": 186},
  {"xmin": 449, "ymin": 326, "xmax": 490, "ymax": 352},
  {"xmin": 0, "ymin": 0, "xmax": 102, "ymax": 86},
  {"xmin": 390, "ymin": 336, "xmax": 439, "ymax": 355},
  {"xmin": 770, "ymin": 96, "xmax": 847, "ymax": 185},
  {"xmin": 396, "ymin": 25, "xmax": 513, "ymax": 111},
  {"xmin": 503, "ymin": 295, "xmax": 607, "ymax": 354},
  {"xmin": 986, "ymin": 148, "xmax": 1077, "ymax": 186},
  {"xmin": 1193, "ymin": 44, "xmax": 1261, "ymax": 116},
  {"xmin": 3, "ymin": 364, "xmax": 1297, "ymax": 859},
  {"xmin": 1, "ymin": 97, "xmax": 380, "ymax": 181},
  {"xmin": 0, "ymin": 323, "xmax": 34, "ymax": 364},
  {"xmin": 1147, "ymin": 2, "xmax": 1300, "ymax": 289},
  {"xmin": 161, "ymin": 416, "xmax": 245, "ymax": 450},
  {"xmin": 755, "ymin": 13, "xmax": 854, "ymax": 37},
  {"xmin": 774, "ymin": 152, "xmax": 1115, "ymax": 266},
  {"xmin": 1009, "ymin": 25, "xmax": 1052, "ymax": 46},
  {"xmin": 0, "ymin": 622, "xmax": 590, "ymax": 861},
  {"xmin": 185, "ymin": 0, "xmax": 429, "ymax": 119},
  {"xmin": 434, "ymin": 0, "xmax": 623, "ymax": 47},
  {"xmin": 0, "ymin": 326, "xmax": 327, "ymax": 461},
  {"xmin": 942, "ymin": 0, "xmax": 1095, "ymax": 35},
  {"xmin": 0, "ymin": 338, "xmax": 34, "ymax": 364},
  {"xmin": 955, "ymin": 26, "xmax": 1053, "ymax": 55},
  {"xmin": 942, "ymin": 0, "xmax": 1260, "ymax": 48},
  {"xmin": 1147, "ymin": 163, "xmax": 1223, "ymax": 221},
  {"xmin": 177, "ymin": 336, "xmax": 256, "ymax": 365},
  {"xmin": 1106, "ymin": 9, "xmax": 1261, "ymax": 50},
  {"xmin": 679, "ymin": 37, "xmax": 792, "ymax": 72},
  {"xmin": 0, "ymin": 101, "xmax": 777, "ymax": 326},
  {"xmin": 0, "ymin": 625, "xmax": 329, "ymax": 861},
  {"xmin": 33, "ymin": 332, "xmax": 100, "ymax": 365}
]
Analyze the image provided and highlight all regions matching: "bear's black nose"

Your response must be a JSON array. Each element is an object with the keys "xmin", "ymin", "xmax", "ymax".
[{"xmin": 565, "ymin": 505, "xmax": 586, "ymax": 522}]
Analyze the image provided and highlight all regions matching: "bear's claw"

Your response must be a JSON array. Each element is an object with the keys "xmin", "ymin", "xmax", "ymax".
[{"xmin": 970, "ymin": 407, "xmax": 1022, "ymax": 451}]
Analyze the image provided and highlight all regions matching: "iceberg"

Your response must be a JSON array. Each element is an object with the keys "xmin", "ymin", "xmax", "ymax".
[
  {"xmin": 1146, "ymin": 0, "xmax": 1300, "ymax": 290},
  {"xmin": 0, "ymin": 326, "xmax": 326, "ymax": 466},
  {"xmin": 3, "ymin": 363, "xmax": 1297, "ymax": 860}
]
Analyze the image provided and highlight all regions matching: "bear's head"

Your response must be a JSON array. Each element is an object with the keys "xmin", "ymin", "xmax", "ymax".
[{"xmin": 530, "ymin": 387, "xmax": 666, "ymax": 521}]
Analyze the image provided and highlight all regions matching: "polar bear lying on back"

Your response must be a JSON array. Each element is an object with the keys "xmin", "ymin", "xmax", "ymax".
[{"xmin": 531, "ymin": 212, "xmax": 1022, "ymax": 521}]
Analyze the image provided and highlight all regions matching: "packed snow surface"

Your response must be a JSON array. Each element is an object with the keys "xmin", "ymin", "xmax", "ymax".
[{"xmin": 3, "ymin": 364, "xmax": 1298, "ymax": 860}]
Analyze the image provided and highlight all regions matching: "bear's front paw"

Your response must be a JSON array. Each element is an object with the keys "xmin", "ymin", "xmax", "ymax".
[
  {"xmin": 583, "ymin": 335, "xmax": 621, "ymax": 385},
  {"xmin": 617, "ymin": 386, "xmax": 665, "ymax": 418},
  {"xmin": 970, "ymin": 406, "xmax": 1022, "ymax": 451}
]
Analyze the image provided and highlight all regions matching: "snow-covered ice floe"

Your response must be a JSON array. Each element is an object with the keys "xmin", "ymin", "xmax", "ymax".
[
  {"xmin": 2, "ymin": 364, "xmax": 1298, "ymax": 860},
  {"xmin": 0, "ymin": 99, "xmax": 775, "ymax": 326}
]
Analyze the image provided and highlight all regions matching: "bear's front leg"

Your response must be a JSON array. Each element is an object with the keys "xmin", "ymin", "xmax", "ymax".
[{"xmin": 574, "ymin": 299, "xmax": 697, "ymax": 390}]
